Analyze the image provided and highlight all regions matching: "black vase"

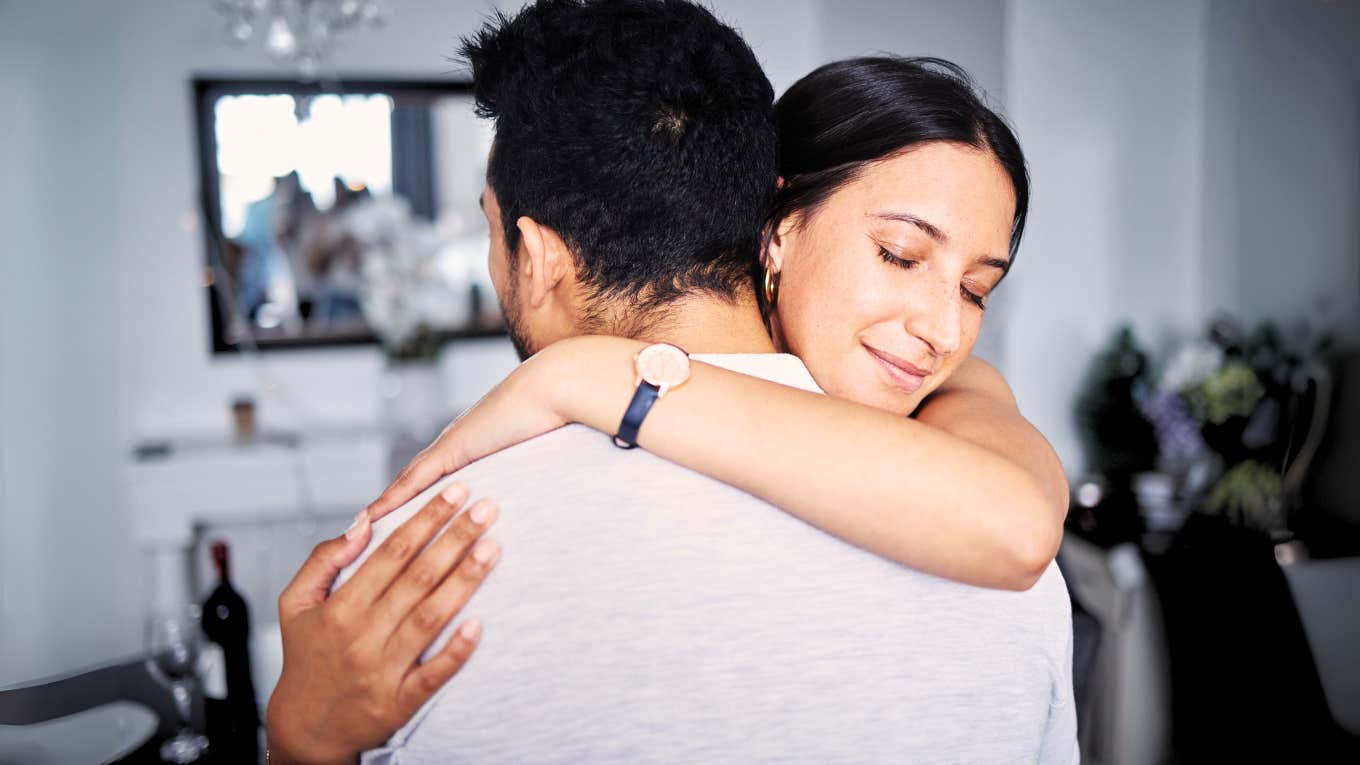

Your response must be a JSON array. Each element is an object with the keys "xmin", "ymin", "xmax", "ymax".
[
  {"xmin": 1148, "ymin": 513, "xmax": 1348, "ymax": 761},
  {"xmin": 1199, "ymin": 415, "xmax": 1252, "ymax": 464}
]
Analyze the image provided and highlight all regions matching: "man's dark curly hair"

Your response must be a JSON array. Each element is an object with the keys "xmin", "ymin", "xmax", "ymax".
[{"xmin": 460, "ymin": 0, "xmax": 778, "ymax": 313}]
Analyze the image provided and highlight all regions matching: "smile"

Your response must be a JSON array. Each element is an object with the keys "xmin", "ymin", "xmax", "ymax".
[{"xmin": 863, "ymin": 344, "xmax": 931, "ymax": 394}]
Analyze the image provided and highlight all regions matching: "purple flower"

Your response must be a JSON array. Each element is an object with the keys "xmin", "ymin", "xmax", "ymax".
[{"xmin": 1140, "ymin": 389, "xmax": 1207, "ymax": 463}]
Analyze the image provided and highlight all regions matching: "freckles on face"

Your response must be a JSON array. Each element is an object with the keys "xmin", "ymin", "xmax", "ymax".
[{"xmin": 772, "ymin": 142, "xmax": 1016, "ymax": 415}]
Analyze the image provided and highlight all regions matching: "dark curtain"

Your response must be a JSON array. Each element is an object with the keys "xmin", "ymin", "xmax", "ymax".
[{"xmin": 391, "ymin": 105, "xmax": 436, "ymax": 220}]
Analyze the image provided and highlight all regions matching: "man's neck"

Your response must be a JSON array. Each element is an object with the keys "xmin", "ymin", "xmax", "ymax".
[{"xmin": 602, "ymin": 289, "xmax": 775, "ymax": 355}]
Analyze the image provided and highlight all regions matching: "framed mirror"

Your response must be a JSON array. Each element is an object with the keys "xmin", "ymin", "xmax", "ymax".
[{"xmin": 193, "ymin": 77, "xmax": 504, "ymax": 353}]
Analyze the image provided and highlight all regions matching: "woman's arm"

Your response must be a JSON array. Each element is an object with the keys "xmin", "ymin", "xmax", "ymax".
[
  {"xmin": 373, "ymin": 335, "xmax": 1067, "ymax": 591},
  {"xmin": 914, "ymin": 355, "xmax": 1071, "ymax": 539},
  {"xmin": 556, "ymin": 336, "xmax": 1066, "ymax": 590}
]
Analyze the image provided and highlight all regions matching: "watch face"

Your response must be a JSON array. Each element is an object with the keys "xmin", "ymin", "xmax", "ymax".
[{"xmin": 636, "ymin": 343, "xmax": 691, "ymax": 388}]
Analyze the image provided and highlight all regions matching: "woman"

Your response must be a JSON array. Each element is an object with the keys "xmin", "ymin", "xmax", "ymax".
[{"xmin": 368, "ymin": 56, "xmax": 1067, "ymax": 591}]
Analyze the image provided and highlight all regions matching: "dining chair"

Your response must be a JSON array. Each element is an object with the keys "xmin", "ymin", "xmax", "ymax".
[{"xmin": 1059, "ymin": 535, "xmax": 1172, "ymax": 765}]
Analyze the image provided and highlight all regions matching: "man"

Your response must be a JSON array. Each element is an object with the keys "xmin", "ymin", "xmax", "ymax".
[{"xmin": 267, "ymin": 1, "xmax": 1078, "ymax": 762}]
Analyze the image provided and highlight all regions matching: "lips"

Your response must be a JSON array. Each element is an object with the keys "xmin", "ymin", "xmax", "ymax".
[{"xmin": 864, "ymin": 344, "xmax": 932, "ymax": 394}]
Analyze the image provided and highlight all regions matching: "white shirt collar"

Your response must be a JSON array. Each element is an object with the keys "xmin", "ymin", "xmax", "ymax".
[{"xmin": 688, "ymin": 353, "xmax": 823, "ymax": 394}]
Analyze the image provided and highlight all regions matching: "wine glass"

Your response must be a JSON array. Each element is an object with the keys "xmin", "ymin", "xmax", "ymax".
[
  {"xmin": 144, "ymin": 545, "xmax": 211, "ymax": 763},
  {"xmin": 145, "ymin": 605, "xmax": 211, "ymax": 762}
]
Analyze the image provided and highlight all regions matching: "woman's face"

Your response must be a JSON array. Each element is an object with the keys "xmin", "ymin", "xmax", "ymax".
[{"xmin": 768, "ymin": 141, "xmax": 1016, "ymax": 415}]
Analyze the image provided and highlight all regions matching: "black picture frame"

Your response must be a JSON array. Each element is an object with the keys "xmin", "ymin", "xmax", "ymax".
[{"xmin": 191, "ymin": 75, "xmax": 503, "ymax": 354}]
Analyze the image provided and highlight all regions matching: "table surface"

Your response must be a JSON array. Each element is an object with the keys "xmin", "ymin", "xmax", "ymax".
[{"xmin": 0, "ymin": 700, "xmax": 157, "ymax": 764}]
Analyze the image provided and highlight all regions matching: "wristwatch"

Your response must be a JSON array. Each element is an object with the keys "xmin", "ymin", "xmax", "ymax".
[{"xmin": 612, "ymin": 343, "xmax": 691, "ymax": 448}]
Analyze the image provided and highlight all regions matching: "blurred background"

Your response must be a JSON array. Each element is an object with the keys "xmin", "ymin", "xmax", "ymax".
[{"xmin": 0, "ymin": 1, "xmax": 1356, "ymax": 762}]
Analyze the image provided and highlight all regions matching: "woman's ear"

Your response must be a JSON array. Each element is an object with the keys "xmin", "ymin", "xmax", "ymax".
[
  {"xmin": 763, "ymin": 213, "xmax": 798, "ymax": 273},
  {"xmin": 516, "ymin": 215, "xmax": 571, "ymax": 308}
]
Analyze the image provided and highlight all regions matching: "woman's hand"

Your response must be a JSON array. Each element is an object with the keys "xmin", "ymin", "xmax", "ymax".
[
  {"xmin": 366, "ymin": 339, "xmax": 588, "ymax": 522},
  {"xmin": 266, "ymin": 483, "xmax": 500, "ymax": 764}
]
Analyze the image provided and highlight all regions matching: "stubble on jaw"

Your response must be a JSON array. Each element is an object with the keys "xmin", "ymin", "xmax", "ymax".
[{"xmin": 498, "ymin": 282, "xmax": 535, "ymax": 362}]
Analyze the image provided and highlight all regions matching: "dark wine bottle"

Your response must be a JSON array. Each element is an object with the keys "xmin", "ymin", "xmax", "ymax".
[{"xmin": 200, "ymin": 540, "xmax": 260, "ymax": 761}]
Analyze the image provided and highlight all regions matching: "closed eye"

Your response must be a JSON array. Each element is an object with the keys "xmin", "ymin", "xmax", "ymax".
[
  {"xmin": 880, "ymin": 244, "xmax": 989, "ymax": 309},
  {"xmin": 878, "ymin": 247, "xmax": 917, "ymax": 270},
  {"xmin": 962, "ymin": 285, "xmax": 987, "ymax": 310}
]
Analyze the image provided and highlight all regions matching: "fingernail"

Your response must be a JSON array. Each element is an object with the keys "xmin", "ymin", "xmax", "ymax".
[
  {"xmin": 468, "ymin": 501, "xmax": 497, "ymax": 525},
  {"xmin": 458, "ymin": 620, "xmax": 482, "ymax": 642},
  {"xmin": 345, "ymin": 510, "xmax": 368, "ymax": 541},
  {"xmin": 471, "ymin": 539, "xmax": 498, "ymax": 565},
  {"xmin": 440, "ymin": 482, "xmax": 466, "ymax": 505}
]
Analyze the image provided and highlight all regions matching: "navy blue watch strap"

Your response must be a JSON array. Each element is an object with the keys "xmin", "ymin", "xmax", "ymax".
[{"xmin": 612, "ymin": 381, "xmax": 662, "ymax": 449}]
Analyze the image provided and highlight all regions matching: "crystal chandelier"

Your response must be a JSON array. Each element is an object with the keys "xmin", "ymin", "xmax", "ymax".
[{"xmin": 216, "ymin": 0, "xmax": 387, "ymax": 79}]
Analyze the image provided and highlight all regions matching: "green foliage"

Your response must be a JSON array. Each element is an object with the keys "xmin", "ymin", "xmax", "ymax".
[
  {"xmin": 1075, "ymin": 315, "xmax": 1332, "ymax": 539},
  {"xmin": 1203, "ymin": 460, "xmax": 1286, "ymax": 536},
  {"xmin": 1074, "ymin": 326, "xmax": 1159, "ymax": 482},
  {"xmin": 1185, "ymin": 361, "xmax": 1265, "ymax": 425}
]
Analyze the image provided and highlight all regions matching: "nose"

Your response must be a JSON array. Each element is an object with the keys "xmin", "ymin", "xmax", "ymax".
[{"xmin": 903, "ymin": 275, "xmax": 963, "ymax": 358}]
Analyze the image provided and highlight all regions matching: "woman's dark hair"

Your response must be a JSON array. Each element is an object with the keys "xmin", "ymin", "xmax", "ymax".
[{"xmin": 764, "ymin": 56, "xmax": 1029, "ymax": 289}]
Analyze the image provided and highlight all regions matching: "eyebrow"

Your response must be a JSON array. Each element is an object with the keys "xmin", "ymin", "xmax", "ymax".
[
  {"xmin": 872, "ymin": 211, "xmax": 1011, "ymax": 274},
  {"xmin": 478, "ymin": 191, "xmax": 485, "ymax": 212},
  {"xmin": 872, "ymin": 212, "xmax": 947, "ymax": 243}
]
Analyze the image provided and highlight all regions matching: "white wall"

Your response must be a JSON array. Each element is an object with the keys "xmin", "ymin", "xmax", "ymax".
[
  {"xmin": 1001, "ymin": 0, "xmax": 1360, "ymax": 478},
  {"xmin": 820, "ymin": 0, "xmax": 1006, "ymax": 102},
  {"xmin": 714, "ymin": 0, "xmax": 822, "ymax": 96},
  {"xmin": 0, "ymin": 1, "xmax": 56, "ymax": 683},
  {"xmin": 0, "ymin": 0, "xmax": 522, "ymax": 685},
  {"xmin": 1, "ymin": 1, "xmax": 136, "ymax": 685},
  {"xmin": 1201, "ymin": 0, "xmax": 1360, "ymax": 341},
  {"xmin": 1002, "ymin": 0, "xmax": 1210, "ymax": 477}
]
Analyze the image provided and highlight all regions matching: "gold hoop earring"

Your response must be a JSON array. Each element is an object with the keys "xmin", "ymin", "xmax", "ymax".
[{"xmin": 763, "ymin": 266, "xmax": 781, "ymax": 309}]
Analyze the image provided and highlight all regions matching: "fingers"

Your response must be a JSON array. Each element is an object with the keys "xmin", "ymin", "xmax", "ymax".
[
  {"xmin": 388, "ymin": 533, "xmax": 499, "ymax": 663},
  {"xmin": 388, "ymin": 530, "xmax": 500, "ymax": 661},
  {"xmin": 385, "ymin": 511, "xmax": 500, "ymax": 662},
  {"xmin": 336, "ymin": 482, "xmax": 469, "ymax": 609},
  {"xmin": 277, "ymin": 510, "xmax": 373, "ymax": 619},
  {"xmin": 395, "ymin": 619, "xmax": 483, "ymax": 717},
  {"xmin": 368, "ymin": 443, "xmax": 458, "ymax": 522},
  {"xmin": 375, "ymin": 498, "xmax": 499, "ymax": 630}
]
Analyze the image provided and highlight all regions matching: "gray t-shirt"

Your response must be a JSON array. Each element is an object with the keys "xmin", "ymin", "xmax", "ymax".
[{"xmin": 336, "ymin": 353, "xmax": 1078, "ymax": 764}]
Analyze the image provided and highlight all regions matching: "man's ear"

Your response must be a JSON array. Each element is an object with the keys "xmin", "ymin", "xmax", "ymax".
[{"xmin": 515, "ymin": 215, "xmax": 572, "ymax": 308}]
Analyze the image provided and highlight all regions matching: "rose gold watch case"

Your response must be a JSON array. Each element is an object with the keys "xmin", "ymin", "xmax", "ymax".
[{"xmin": 634, "ymin": 343, "xmax": 691, "ymax": 395}]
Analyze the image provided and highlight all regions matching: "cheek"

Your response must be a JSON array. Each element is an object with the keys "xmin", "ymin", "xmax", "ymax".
[
  {"xmin": 963, "ymin": 312, "xmax": 984, "ymax": 348},
  {"xmin": 951, "ymin": 303, "xmax": 986, "ymax": 357},
  {"xmin": 776, "ymin": 250, "xmax": 895, "ymax": 397},
  {"xmin": 777, "ymin": 249, "xmax": 858, "ymax": 353}
]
